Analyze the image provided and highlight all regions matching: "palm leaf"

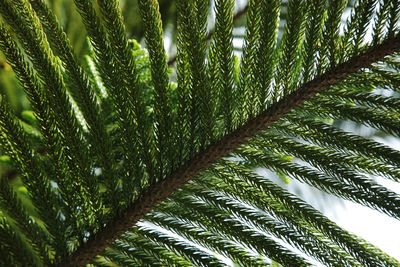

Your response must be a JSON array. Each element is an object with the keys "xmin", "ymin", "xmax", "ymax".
[{"xmin": 0, "ymin": 0, "xmax": 400, "ymax": 266}]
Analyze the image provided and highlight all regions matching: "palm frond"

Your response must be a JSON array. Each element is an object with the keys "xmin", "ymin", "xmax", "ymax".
[{"xmin": 0, "ymin": 0, "xmax": 400, "ymax": 266}]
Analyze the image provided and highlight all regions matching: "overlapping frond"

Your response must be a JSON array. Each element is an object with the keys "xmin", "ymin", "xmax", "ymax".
[{"xmin": 0, "ymin": 0, "xmax": 400, "ymax": 266}]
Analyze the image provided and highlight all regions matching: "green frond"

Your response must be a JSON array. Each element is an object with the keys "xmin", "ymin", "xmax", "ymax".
[
  {"xmin": 387, "ymin": 1, "xmax": 400, "ymax": 37},
  {"xmin": 208, "ymin": 161, "xmax": 397, "ymax": 266},
  {"xmin": 138, "ymin": 0, "xmax": 175, "ymax": 178},
  {"xmin": 0, "ymin": 24, "xmax": 96, "ymax": 238},
  {"xmin": 238, "ymin": 0, "xmax": 262, "ymax": 121},
  {"xmin": 211, "ymin": 0, "xmax": 236, "ymax": 132},
  {"xmin": 258, "ymin": 130, "xmax": 400, "ymax": 181},
  {"xmin": 95, "ymin": 0, "xmax": 156, "ymax": 184},
  {"xmin": 175, "ymin": 0, "xmax": 192, "ymax": 163},
  {"xmin": 137, "ymin": 223, "xmax": 224, "ymax": 266},
  {"xmin": 277, "ymin": 115, "xmax": 400, "ymax": 173},
  {"xmin": 72, "ymin": 0, "xmax": 144, "ymax": 204},
  {"xmin": 114, "ymin": 230, "xmax": 192, "ymax": 266},
  {"xmin": 1, "ymin": 0, "xmax": 400, "ymax": 266},
  {"xmin": 166, "ymin": 189, "xmax": 310, "ymax": 266},
  {"xmin": 177, "ymin": 1, "xmax": 215, "ymax": 153},
  {"xmin": 100, "ymin": 231, "xmax": 191, "ymax": 267},
  {"xmin": 301, "ymin": 0, "xmax": 326, "ymax": 82},
  {"xmin": 0, "ymin": 178, "xmax": 51, "ymax": 265},
  {"xmin": 184, "ymin": 184, "xmax": 359, "ymax": 266},
  {"xmin": 318, "ymin": 0, "xmax": 347, "ymax": 71},
  {"xmin": 0, "ymin": 96, "xmax": 68, "ymax": 259},
  {"xmin": 145, "ymin": 211, "xmax": 268, "ymax": 266},
  {"xmin": 237, "ymin": 146, "xmax": 400, "ymax": 220},
  {"xmin": 341, "ymin": 0, "xmax": 377, "ymax": 59},
  {"xmin": 274, "ymin": 0, "xmax": 307, "ymax": 97},
  {"xmin": 324, "ymin": 88, "xmax": 400, "ymax": 111},
  {"xmin": 255, "ymin": 0, "xmax": 280, "ymax": 108},
  {"xmin": 303, "ymin": 97, "xmax": 400, "ymax": 136},
  {"xmin": 99, "ymin": 246, "xmax": 143, "ymax": 266},
  {"xmin": 30, "ymin": 0, "xmax": 117, "ymax": 206},
  {"xmin": 372, "ymin": 0, "xmax": 392, "ymax": 45},
  {"xmin": 0, "ymin": 216, "xmax": 41, "ymax": 266},
  {"xmin": 0, "ymin": 0, "xmax": 103, "ymax": 226}
]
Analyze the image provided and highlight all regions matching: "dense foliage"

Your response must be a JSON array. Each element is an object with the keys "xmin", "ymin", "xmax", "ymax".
[{"xmin": 0, "ymin": 0, "xmax": 400, "ymax": 266}]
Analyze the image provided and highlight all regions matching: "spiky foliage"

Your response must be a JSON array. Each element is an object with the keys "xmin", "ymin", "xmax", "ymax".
[{"xmin": 0, "ymin": 0, "xmax": 400, "ymax": 266}]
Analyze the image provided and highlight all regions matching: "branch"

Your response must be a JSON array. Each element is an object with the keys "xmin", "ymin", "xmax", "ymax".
[
  {"xmin": 167, "ymin": 4, "xmax": 249, "ymax": 66},
  {"xmin": 59, "ymin": 35, "xmax": 400, "ymax": 266}
]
